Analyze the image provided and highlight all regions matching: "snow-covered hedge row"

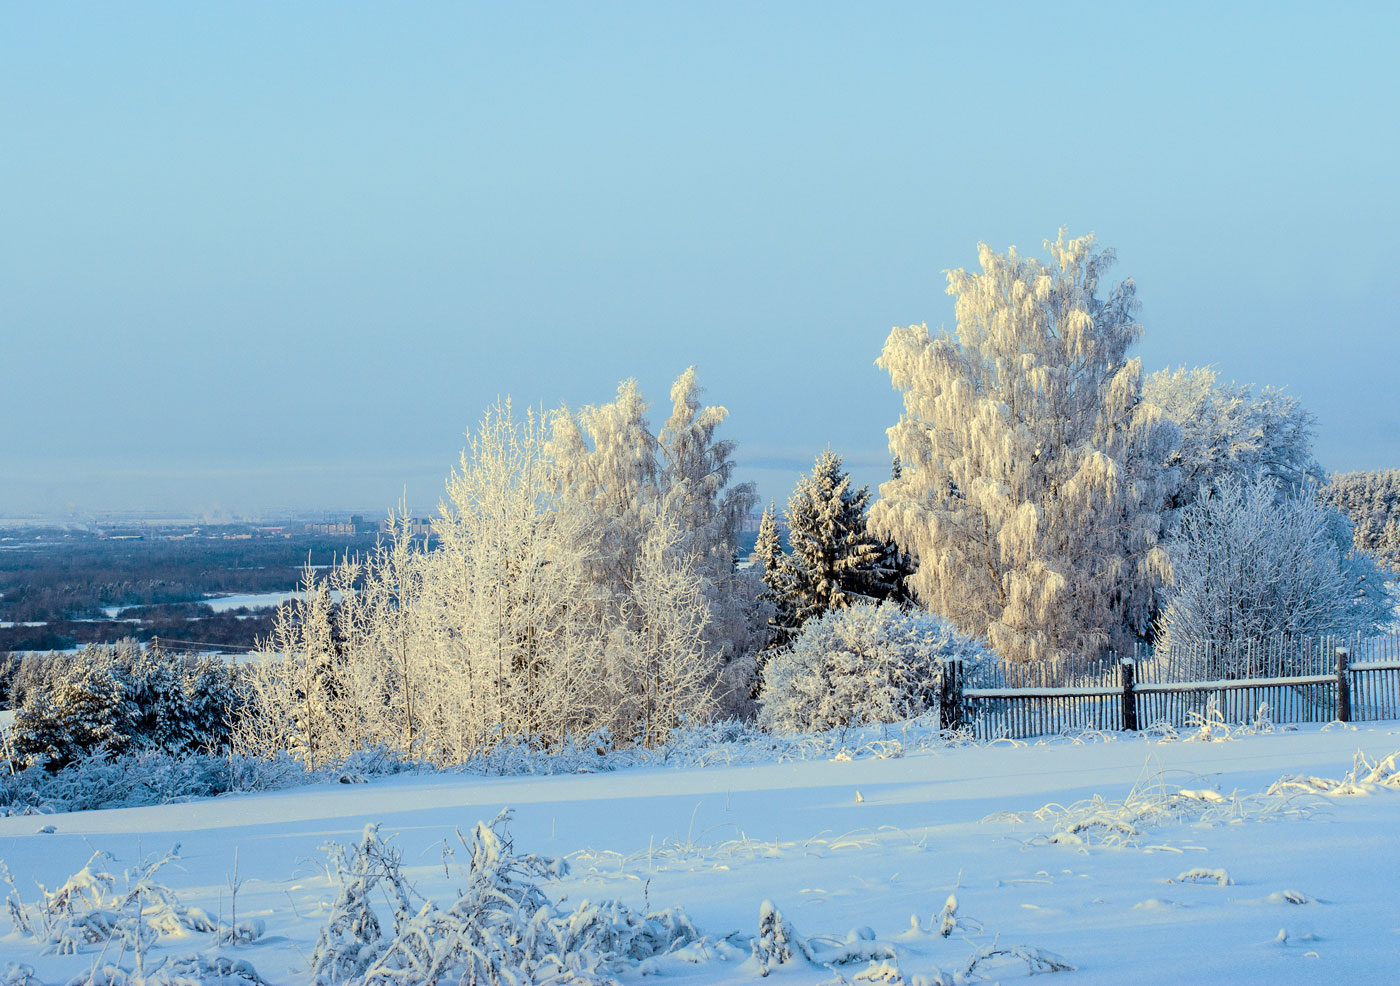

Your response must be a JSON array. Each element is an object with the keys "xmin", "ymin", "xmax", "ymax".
[
  {"xmin": 5, "ymin": 643, "xmax": 240, "ymax": 771},
  {"xmin": 757, "ymin": 602, "xmax": 991, "ymax": 735}
]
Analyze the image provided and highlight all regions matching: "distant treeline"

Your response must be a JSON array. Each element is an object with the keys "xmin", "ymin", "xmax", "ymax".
[
  {"xmin": 0, "ymin": 532, "xmax": 381, "ymax": 624},
  {"xmin": 0, "ymin": 609, "xmax": 277, "ymax": 657},
  {"xmin": 1324, "ymin": 470, "xmax": 1400, "ymax": 571}
]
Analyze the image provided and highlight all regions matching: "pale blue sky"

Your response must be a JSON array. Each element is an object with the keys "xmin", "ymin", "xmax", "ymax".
[{"xmin": 4, "ymin": 2, "xmax": 1397, "ymax": 519}]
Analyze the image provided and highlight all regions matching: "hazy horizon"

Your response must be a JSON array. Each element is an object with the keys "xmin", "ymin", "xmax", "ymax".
[{"xmin": 5, "ymin": 3, "xmax": 1397, "ymax": 520}]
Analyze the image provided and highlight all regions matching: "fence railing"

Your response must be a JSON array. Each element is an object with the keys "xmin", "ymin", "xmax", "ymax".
[{"xmin": 947, "ymin": 632, "xmax": 1400, "ymax": 740}]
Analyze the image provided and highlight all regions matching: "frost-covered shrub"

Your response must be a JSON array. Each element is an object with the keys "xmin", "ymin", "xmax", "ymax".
[
  {"xmin": 1, "ymin": 845, "xmax": 259, "ymax": 966},
  {"xmin": 757, "ymin": 602, "xmax": 989, "ymax": 734},
  {"xmin": 308, "ymin": 811, "xmax": 702, "ymax": 986}
]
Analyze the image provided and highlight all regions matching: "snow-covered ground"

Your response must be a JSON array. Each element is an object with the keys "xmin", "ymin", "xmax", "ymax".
[{"xmin": 2, "ymin": 725, "xmax": 1399, "ymax": 985}]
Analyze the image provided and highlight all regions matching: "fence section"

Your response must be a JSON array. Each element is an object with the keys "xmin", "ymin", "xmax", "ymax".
[{"xmin": 953, "ymin": 632, "xmax": 1400, "ymax": 740}]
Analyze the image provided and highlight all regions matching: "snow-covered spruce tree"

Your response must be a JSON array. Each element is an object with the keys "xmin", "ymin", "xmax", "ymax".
[
  {"xmin": 118, "ymin": 644, "xmax": 196, "ymax": 753},
  {"xmin": 1143, "ymin": 365, "xmax": 1323, "ymax": 519},
  {"xmin": 754, "ymin": 501, "xmax": 796, "ymax": 649},
  {"xmin": 11, "ymin": 642, "xmax": 238, "ymax": 768},
  {"xmin": 12, "ymin": 656, "xmax": 128, "ymax": 769},
  {"xmin": 1156, "ymin": 474, "xmax": 1388, "ymax": 677},
  {"xmin": 781, "ymin": 450, "xmax": 904, "ymax": 627},
  {"xmin": 182, "ymin": 655, "xmax": 240, "ymax": 753},
  {"xmin": 757, "ymin": 601, "xmax": 989, "ymax": 734},
  {"xmin": 872, "ymin": 231, "xmax": 1172, "ymax": 666}
]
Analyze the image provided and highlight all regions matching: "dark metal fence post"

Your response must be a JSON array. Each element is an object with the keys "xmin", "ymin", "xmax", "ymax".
[
  {"xmin": 1336, "ymin": 646, "xmax": 1351, "ymax": 722},
  {"xmin": 1121, "ymin": 656, "xmax": 1138, "ymax": 732},
  {"xmin": 940, "ymin": 659, "xmax": 963, "ymax": 733}
]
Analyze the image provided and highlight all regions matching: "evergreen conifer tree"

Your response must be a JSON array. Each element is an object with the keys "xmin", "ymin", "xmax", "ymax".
[
  {"xmin": 754, "ymin": 501, "xmax": 797, "ymax": 651},
  {"xmin": 772, "ymin": 451, "xmax": 904, "ymax": 634}
]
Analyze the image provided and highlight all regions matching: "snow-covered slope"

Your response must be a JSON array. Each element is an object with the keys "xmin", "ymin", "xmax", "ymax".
[{"xmin": 2, "ymin": 724, "xmax": 1398, "ymax": 984}]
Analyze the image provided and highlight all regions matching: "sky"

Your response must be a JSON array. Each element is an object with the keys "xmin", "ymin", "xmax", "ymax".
[{"xmin": 3, "ymin": 2, "xmax": 1397, "ymax": 521}]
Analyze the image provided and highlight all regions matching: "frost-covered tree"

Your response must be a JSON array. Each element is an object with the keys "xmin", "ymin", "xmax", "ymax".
[
  {"xmin": 1143, "ymin": 366, "xmax": 1323, "ymax": 518},
  {"xmin": 757, "ymin": 601, "xmax": 989, "ymax": 735},
  {"xmin": 547, "ymin": 377, "xmax": 658, "ymax": 595},
  {"xmin": 238, "ymin": 568, "xmax": 349, "ymax": 768},
  {"xmin": 603, "ymin": 509, "xmax": 718, "ymax": 746},
  {"xmin": 657, "ymin": 367, "xmax": 761, "ymax": 668},
  {"xmin": 334, "ymin": 509, "xmax": 431, "ymax": 755},
  {"xmin": 547, "ymin": 368, "xmax": 760, "ymax": 710},
  {"xmin": 423, "ymin": 400, "xmax": 601, "ymax": 757},
  {"xmin": 236, "ymin": 391, "xmax": 742, "ymax": 764},
  {"xmin": 872, "ymin": 231, "xmax": 1172, "ymax": 665},
  {"xmin": 754, "ymin": 501, "xmax": 797, "ymax": 650},
  {"xmin": 780, "ymin": 451, "xmax": 903, "ymax": 626},
  {"xmin": 1156, "ymin": 475, "xmax": 1389, "ymax": 676}
]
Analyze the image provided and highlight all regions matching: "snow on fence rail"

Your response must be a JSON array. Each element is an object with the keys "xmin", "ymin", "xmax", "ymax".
[{"xmin": 951, "ymin": 632, "xmax": 1400, "ymax": 740}]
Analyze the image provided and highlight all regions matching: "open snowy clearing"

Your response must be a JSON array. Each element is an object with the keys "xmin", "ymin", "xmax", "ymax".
[{"xmin": 2, "ymin": 725, "xmax": 1399, "ymax": 985}]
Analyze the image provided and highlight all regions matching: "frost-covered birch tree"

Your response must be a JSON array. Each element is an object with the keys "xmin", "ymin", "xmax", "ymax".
[
  {"xmin": 235, "ymin": 375, "xmax": 760, "ymax": 762},
  {"xmin": 336, "ymin": 510, "xmax": 430, "ymax": 755},
  {"xmin": 547, "ymin": 367, "xmax": 760, "ymax": 710},
  {"xmin": 425, "ymin": 400, "xmax": 601, "ymax": 757},
  {"xmin": 658, "ymin": 368, "xmax": 761, "ymax": 665},
  {"xmin": 872, "ymin": 231, "xmax": 1172, "ymax": 665},
  {"xmin": 238, "ymin": 567, "xmax": 349, "ymax": 768},
  {"xmin": 603, "ymin": 509, "xmax": 718, "ymax": 746}
]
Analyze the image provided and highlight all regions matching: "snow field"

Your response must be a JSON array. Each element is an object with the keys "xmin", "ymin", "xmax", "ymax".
[{"xmin": 2, "ymin": 725, "xmax": 1399, "ymax": 984}]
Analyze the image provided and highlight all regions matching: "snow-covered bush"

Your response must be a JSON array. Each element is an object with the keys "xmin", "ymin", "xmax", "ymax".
[
  {"xmin": 3, "ymin": 712, "xmax": 974, "ymax": 817},
  {"xmin": 1, "ymin": 844, "xmax": 259, "ymax": 967},
  {"xmin": 757, "ymin": 602, "xmax": 989, "ymax": 735},
  {"xmin": 308, "ymin": 811, "xmax": 703, "ymax": 986}
]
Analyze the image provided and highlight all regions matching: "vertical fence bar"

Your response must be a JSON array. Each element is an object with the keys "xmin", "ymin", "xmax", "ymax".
[
  {"xmin": 941, "ymin": 658, "xmax": 963, "ymax": 732},
  {"xmin": 1121, "ymin": 656, "xmax": 1138, "ymax": 732},
  {"xmin": 1336, "ymin": 646, "xmax": 1351, "ymax": 723}
]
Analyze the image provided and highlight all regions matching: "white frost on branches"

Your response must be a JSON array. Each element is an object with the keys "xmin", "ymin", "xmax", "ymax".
[
  {"xmin": 758, "ymin": 602, "xmax": 988, "ymax": 735},
  {"xmin": 239, "ymin": 371, "xmax": 756, "ymax": 764},
  {"xmin": 873, "ymin": 231, "xmax": 1171, "ymax": 665},
  {"xmin": 1143, "ymin": 365, "xmax": 1323, "ymax": 518},
  {"xmin": 1156, "ymin": 475, "xmax": 1388, "ymax": 674}
]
